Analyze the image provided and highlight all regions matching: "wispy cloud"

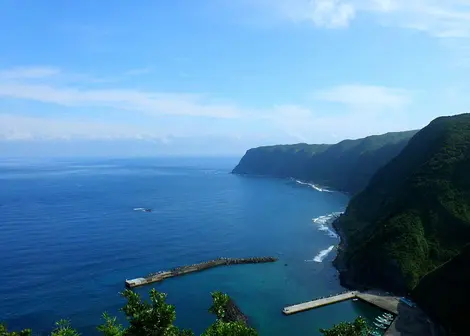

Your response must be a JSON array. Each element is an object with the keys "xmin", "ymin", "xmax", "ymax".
[
  {"xmin": 312, "ymin": 84, "xmax": 411, "ymax": 110},
  {"xmin": 0, "ymin": 83, "xmax": 242, "ymax": 118},
  {"xmin": 245, "ymin": 0, "xmax": 470, "ymax": 38},
  {"xmin": 0, "ymin": 114, "xmax": 167, "ymax": 141},
  {"xmin": 271, "ymin": 0, "xmax": 356, "ymax": 28},
  {"xmin": 266, "ymin": 101, "xmax": 413, "ymax": 143},
  {"xmin": 0, "ymin": 66, "xmax": 241, "ymax": 118},
  {"xmin": 0, "ymin": 67, "xmax": 61, "ymax": 80},
  {"xmin": 264, "ymin": 84, "xmax": 414, "ymax": 142},
  {"xmin": 122, "ymin": 67, "xmax": 154, "ymax": 76},
  {"xmin": 0, "ymin": 67, "xmax": 427, "ymax": 144}
]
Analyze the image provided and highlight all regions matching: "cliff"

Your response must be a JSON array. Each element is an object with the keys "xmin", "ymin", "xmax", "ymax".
[
  {"xmin": 232, "ymin": 131, "xmax": 417, "ymax": 194},
  {"xmin": 412, "ymin": 244, "xmax": 470, "ymax": 335},
  {"xmin": 333, "ymin": 113, "xmax": 470, "ymax": 293}
]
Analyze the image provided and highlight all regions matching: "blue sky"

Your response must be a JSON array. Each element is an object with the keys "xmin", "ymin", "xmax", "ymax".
[{"xmin": 1, "ymin": 0, "xmax": 470, "ymax": 156}]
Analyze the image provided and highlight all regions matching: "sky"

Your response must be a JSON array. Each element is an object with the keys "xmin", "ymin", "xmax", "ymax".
[{"xmin": 1, "ymin": 0, "xmax": 470, "ymax": 157}]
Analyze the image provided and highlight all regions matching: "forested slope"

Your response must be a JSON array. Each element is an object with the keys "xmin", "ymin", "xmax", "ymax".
[
  {"xmin": 233, "ymin": 131, "xmax": 417, "ymax": 194},
  {"xmin": 334, "ymin": 113, "xmax": 470, "ymax": 293}
]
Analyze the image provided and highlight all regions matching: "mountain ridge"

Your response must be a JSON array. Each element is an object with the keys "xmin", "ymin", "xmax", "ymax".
[
  {"xmin": 233, "ymin": 113, "xmax": 470, "ymax": 334},
  {"xmin": 332, "ymin": 113, "xmax": 470, "ymax": 334},
  {"xmin": 333, "ymin": 113, "xmax": 470, "ymax": 291},
  {"xmin": 233, "ymin": 130, "xmax": 418, "ymax": 195}
]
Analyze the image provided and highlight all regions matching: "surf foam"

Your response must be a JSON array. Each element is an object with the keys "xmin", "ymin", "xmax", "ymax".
[
  {"xmin": 294, "ymin": 179, "xmax": 332, "ymax": 193},
  {"xmin": 312, "ymin": 212, "xmax": 343, "ymax": 238},
  {"xmin": 305, "ymin": 245, "xmax": 336, "ymax": 263}
]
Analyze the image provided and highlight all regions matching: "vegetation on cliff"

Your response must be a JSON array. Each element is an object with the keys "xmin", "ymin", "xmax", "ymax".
[
  {"xmin": 334, "ymin": 113, "xmax": 470, "ymax": 293},
  {"xmin": 412, "ymin": 244, "xmax": 470, "ymax": 335},
  {"xmin": 1, "ymin": 290, "xmax": 257, "ymax": 336},
  {"xmin": 233, "ymin": 131, "xmax": 417, "ymax": 194}
]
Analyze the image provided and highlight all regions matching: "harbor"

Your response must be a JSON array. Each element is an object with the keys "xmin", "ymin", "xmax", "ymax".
[
  {"xmin": 282, "ymin": 291, "xmax": 359, "ymax": 315},
  {"xmin": 282, "ymin": 290, "xmax": 398, "ymax": 315},
  {"xmin": 282, "ymin": 290, "xmax": 441, "ymax": 336},
  {"xmin": 125, "ymin": 257, "xmax": 278, "ymax": 288}
]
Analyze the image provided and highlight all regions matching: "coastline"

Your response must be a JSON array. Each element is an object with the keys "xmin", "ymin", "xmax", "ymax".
[
  {"xmin": 236, "ymin": 171, "xmax": 356, "ymax": 288},
  {"xmin": 230, "ymin": 172, "xmax": 354, "ymax": 197},
  {"xmin": 331, "ymin": 216, "xmax": 350, "ymax": 288},
  {"xmin": 331, "ymin": 216, "xmax": 366, "ymax": 291}
]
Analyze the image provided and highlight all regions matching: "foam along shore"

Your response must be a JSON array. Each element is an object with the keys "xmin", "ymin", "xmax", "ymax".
[
  {"xmin": 294, "ymin": 179, "xmax": 332, "ymax": 193},
  {"xmin": 125, "ymin": 257, "xmax": 278, "ymax": 288}
]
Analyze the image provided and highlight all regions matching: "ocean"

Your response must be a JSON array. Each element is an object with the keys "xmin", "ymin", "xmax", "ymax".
[{"xmin": 0, "ymin": 157, "xmax": 381, "ymax": 335}]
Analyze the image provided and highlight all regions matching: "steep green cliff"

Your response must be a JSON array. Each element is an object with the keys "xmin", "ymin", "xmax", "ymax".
[
  {"xmin": 334, "ymin": 113, "xmax": 470, "ymax": 293},
  {"xmin": 232, "ymin": 131, "xmax": 417, "ymax": 194},
  {"xmin": 412, "ymin": 244, "xmax": 470, "ymax": 335}
]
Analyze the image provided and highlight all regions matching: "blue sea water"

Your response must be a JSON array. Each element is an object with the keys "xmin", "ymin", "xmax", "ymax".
[{"xmin": 0, "ymin": 157, "xmax": 381, "ymax": 335}]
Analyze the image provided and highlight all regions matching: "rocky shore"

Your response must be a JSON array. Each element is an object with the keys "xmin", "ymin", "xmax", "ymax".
[
  {"xmin": 223, "ymin": 297, "xmax": 250, "ymax": 325},
  {"xmin": 332, "ymin": 216, "xmax": 409, "ymax": 294},
  {"xmin": 331, "ymin": 216, "xmax": 367, "ymax": 291}
]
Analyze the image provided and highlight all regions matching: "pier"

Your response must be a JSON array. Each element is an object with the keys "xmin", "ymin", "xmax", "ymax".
[
  {"xmin": 282, "ymin": 291, "xmax": 358, "ymax": 315},
  {"xmin": 282, "ymin": 290, "xmax": 400, "ymax": 315},
  {"xmin": 356, "ymin": 292, "xmax": 399, "ymax": 315},
  {"xmin": 125, "ymin": 257, "xmax": 277, "ymax": 288}
]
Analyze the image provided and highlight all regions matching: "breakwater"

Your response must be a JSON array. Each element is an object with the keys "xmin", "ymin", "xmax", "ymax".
[{"xmin": 125, "ymin": 257, "xmax": 278, "ymax": 288}]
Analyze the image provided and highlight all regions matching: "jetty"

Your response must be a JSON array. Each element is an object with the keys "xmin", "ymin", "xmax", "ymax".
[
  {"xmin": 282, "ymin": 290, "xmax": 401, "ymax": 315},
  {"xmin": 283, "ymin": 291, "xmax": 358, "ymax": 315},
  {"xmin": 125, "ymin": 257, "xmax": 277, "ymax": 288}
]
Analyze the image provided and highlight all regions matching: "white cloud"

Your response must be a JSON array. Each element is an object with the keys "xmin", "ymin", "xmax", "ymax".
[
  {"xmin": 0, "ymin": 72, "xmax": 242, "ymax": 118},
  {"xmin": 0, "ymin": 67, "xmax": 430, "ymax": 145},
  {"xmin": 259, "ymin": 83, "xmax": 426, "ymax": 143},
  {"xmin": 277, "ymin": 0, "xmax": 356, "ymax": 28},
  {"xmin": 246, "ymin": 0, "xmax": 470, "ymax": 38},
  {"xmin": 0, "ymin": 67, "xmax": 61, "ymax": 80},
  {"xmin": 0, "ymin": 114, "xmax": 168, "ymax": 141},
  {"xmin": 122, "ymin": 67, "xmax": 154, "ymax": 76},
  {"xmin": 312, "ymin": 84, "xmax": 411, "ymax": 109},
  {"xmin": 263, "ymin": 91, "xmax": 413, "ymax": 144}
]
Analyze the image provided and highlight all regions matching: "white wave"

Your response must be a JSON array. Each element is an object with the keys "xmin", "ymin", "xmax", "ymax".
[
  {"xmin": 295, "ymin": 179, "xmax": 332, "ymax": 193},
  {"xmin": 133, "ymin": 208, "xmax": 145, "ymax": 211},
  {"xmin": 312, "ymin": 212, "xmax": 343, "ymax": 238},
  {"xmin": 305, "ymin": 245, "xmax": 336, "ymax": 263}
]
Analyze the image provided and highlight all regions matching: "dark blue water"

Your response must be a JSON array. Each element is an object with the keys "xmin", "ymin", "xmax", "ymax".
[{"xmin": 0, "ymin": 157, "xmax": 381, "ymax": 335}]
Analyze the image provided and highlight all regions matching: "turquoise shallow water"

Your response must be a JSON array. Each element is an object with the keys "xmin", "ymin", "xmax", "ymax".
[{"xmin": 0, "ymin": 157, "xmax": 382, "ymax": 335}]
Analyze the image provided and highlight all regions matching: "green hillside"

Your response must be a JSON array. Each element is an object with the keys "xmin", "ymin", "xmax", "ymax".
[
  {"xmin": 412, "ymin": 244, "xmax": 470, "ymax": 335},
  {"xmin": 233, "ymin": 130, "xmax": 417, "ymax": 194},
  {"xmin": 334, "ymin": 113, "xmax": 470, "ymax": 293}
]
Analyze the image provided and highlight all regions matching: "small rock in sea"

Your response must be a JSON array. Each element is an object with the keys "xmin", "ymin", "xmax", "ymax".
[{"xmin": 284, "ymin": 263, "xmax": 288, "ymax": 266}]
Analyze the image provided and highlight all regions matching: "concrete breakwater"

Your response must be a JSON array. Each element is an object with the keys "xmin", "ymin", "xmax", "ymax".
[{"xmin": 125, "ymin": 257, "xmax": 278, "ymax": 288}]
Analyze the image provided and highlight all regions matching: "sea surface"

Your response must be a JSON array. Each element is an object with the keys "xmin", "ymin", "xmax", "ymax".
[{"xmin": 0, "ymin": 157, "xmax": 383, "ymax": 335}]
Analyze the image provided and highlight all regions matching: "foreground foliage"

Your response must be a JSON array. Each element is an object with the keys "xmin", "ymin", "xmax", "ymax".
[
  {"xmin": 1, "ymin": 289, "xmax": 373, "ymax": 335},
  {"xmin": 319, "ymin": 317, "xmax": 370, "ymax": 336},
  {"xmin": 1, "ymin": 289, "xmax": 258, "ymax": 336}
]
